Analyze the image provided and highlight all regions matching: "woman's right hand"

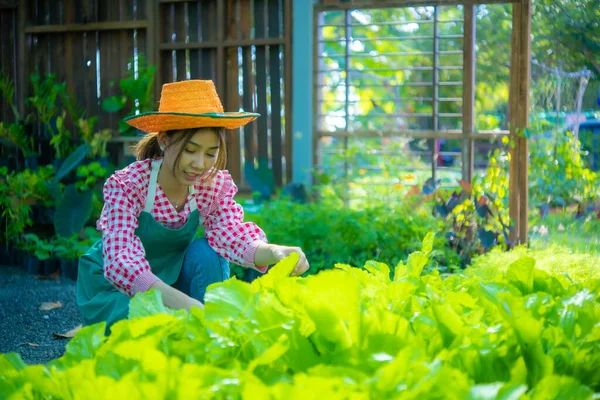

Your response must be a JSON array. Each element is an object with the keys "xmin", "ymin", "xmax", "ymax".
[{"xmin": 149, "ymin": 280, "xmax": 204, "ymax": 311}]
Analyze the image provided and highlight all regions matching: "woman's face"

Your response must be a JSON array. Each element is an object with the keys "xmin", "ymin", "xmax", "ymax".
[{"xmin": 163, "ymin": 128, "xmax": 220, "ymax": 186}]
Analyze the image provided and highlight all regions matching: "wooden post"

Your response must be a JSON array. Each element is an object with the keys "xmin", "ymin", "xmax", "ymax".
[
  {"xmin": 216, "ymin": 0, "xmax": 225, "ymax": 97},
  {"xmin": 147, "ymin": 0, "xmax": 159, "ymax": 104},
  {"xmin": 431, "ymin": 7, "xmax": 439, "ymax": 184},
  {"xmin": 225, "ymin": 0, "xmax": 241, "ymax": 183},
  {"xmin": 284, "ymin": 0, "xmax": 293, "ymax": 183},
  {"xmin": 462, "ymin": 5, "xmax": 475, "ymax": 183},
  {"xmin": 509, "ymin": 0, "xmax": 531, "ymax": 245}
]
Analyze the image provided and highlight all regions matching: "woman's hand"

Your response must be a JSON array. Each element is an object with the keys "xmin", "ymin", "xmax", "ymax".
[{"xmin": 254, "ymin": 243, "xmax": 310, "ymax": 276}]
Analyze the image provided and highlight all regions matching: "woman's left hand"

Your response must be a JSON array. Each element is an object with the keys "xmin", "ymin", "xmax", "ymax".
[{"xmin": 254, "ymin": 243, "xmax": 310, "ymax": 276}]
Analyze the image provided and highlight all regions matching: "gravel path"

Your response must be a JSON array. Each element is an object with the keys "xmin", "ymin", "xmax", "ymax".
[{"xmin": 0, "ymin": 265, "xmax": 82, "ymax": 365}]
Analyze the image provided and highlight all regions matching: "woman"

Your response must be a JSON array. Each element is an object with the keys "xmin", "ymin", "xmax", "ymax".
[{"xmin": 77, "ymin": 80, "xmax": 309, "ymax": 332}]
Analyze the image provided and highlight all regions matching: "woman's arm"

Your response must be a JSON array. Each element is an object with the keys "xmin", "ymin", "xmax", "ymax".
[{"xmin": 149, "ymin": 281, "xmax": 203, "ymax": 311}]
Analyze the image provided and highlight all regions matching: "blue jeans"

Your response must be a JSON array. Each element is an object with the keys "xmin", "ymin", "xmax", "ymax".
[{"xmin": 172, "ymin": 238, "xmax": 230, "ymax": 303}]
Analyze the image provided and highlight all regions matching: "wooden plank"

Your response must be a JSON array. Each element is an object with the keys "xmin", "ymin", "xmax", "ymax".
[
  {"xmin": 159, "ymin": 37, "xmax": 285, "ymax": 50},
  {"xmin": 239, "ymin": 0, "xmax": 251, "ymax": 40},
  {"xmin": 73, "ymin": 0, "xmax": 92, "ymax": 23},
  {"xmin": 24, "ymin": 20, "xmax": 148, "ymax": 33},
  {"xmin": 224, "ymin": 0, "xmax": 240, "ymax": 182},
  {"xmin": 119, "ymin": 1, "xmax": 135, "ymax": 123},
  {"xmin": 174, "ymin": 2, "xmax": 186, "ymax": 80},
  {"xmin": 267, "ymin": 0, "xmax": 282, "ymax": 39},
  {"xmin": 37, "ymin": 0, "xmax": 48, "ymax": 25},
  {"xmin": 97, "ymin": 0, "xmax": 109, "ymax": 22},
  {"xmin": 48, "ymin": 0, "xmax": 60, "ymax": 24},
  {"xmin": 200, "ymin": 0, "xmax": 214, "ymax": 41},
  {"xmin": 225, "ymin": 47, "xmax": 241, "ymax": 180},
  {"xmin": 284, "ymin": 0, "xmax": 292, "ymax": 183},
  {"xmin": 145, "ymin": 0, "xmax": 157, "ymax": 104},
  {"xmin": 98, "ymin": 31, "xmax": 114, "ymax": 129},
  {"xmin": 0, "ymin": 10, "xmax": 14, "ymax": 122},
  {"xmin": 242, "ymin": 46, "xmax": 255, "ymax": 164},
  {"xmin": 225, "ymin": 0, "xmax": 237, "ymax": 40},
  {"xmin": 312, "ymin": 6, "xmax": 321, "ymax": 177},
  {"xmin": 269, "ymin": 0, "xmax": 282, "ymax": 185},
  {"xmin": 517, "ymin": 0, "xmax": 531, "ymax": 245},
  {"xmin": 216, "ymin": 0, "xmax": 224, "ymax": 95},
  {"xmin": 461, "ymin": 5, "xmax": 475, "ymax": 182},
  {"xmin": 162, "ymin": 3, "xmax": 174, "ymax": 84},
  {"xmin": 0, "ymin": 0, "xmax": 17, "ymax": 9},
  {"xmin": 254, "ymin": 0, "xmax": 268, "ymax": 161},
  {"xmin": 188, "ymin": 0, "xmax": 199, "ymax": 42},
  {"xmin": 16, "ymin": 1, "xmax": 26, "ymax": 118},
  {"xmin": 136, "ymin": 0, "xmax": 145, "ymax": 20},
  {"xmin": 122, "ymin": 0, "xmax": 134, "ymax": 20},
  {"xmin": 50, "ymin": 32, "xmax": 67, "ymax": 92},
  {"xmin": 509, "ymin": 2, "xmax": 521, "ymax": 244},
  {"xmin": 81, "ymin": 31, "xmax": 98, "ymax": 120},
  {"xmin": 431, "ymin": 7, "xmax": 439, "ymax": 184}
]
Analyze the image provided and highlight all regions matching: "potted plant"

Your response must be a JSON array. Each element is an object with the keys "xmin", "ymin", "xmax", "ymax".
[
  {"xmin": 52, "ymin": 235, "xmax": 87, "ymax": 281},
  {"xmin": 18, "ymin": 233, "xmax": 55, "ymax": 275}
]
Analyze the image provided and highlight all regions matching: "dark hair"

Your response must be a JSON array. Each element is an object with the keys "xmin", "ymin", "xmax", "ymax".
[{"xmin": 133, "ymin": 128, "xmax": 227, "ymax": 181}]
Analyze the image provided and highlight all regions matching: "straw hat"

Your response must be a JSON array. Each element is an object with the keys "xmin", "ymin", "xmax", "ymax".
[{"xmin": 124, "ymin": 80, "xmax": 259, "ymax": 133}]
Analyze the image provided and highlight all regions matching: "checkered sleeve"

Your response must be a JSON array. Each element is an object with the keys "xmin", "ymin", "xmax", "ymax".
[
  {"xmin": 96, "ymin": 162, "xmax": 160, "ymax": 296},
  {"xmin": 202, "ymin": 171, "xmax": 269, "ymax": 272}
]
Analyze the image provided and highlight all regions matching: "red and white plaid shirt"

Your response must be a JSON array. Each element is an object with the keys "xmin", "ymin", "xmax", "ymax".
[{"xmin": 96, "ymin": 159, "xmax": 268, "ymax": 296}]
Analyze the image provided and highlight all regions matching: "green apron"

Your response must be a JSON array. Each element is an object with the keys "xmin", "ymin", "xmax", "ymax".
[{"xmin": 76, "ymin": 159, "xmax": 200, "ymax": 331}]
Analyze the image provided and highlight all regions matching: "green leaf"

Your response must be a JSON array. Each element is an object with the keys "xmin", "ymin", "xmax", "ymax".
[
  {"xmin": 53, "ymin": 184, "xmax": 93, "ymax": 238},
  {"xmin": 56, "ymin": 323, "xmax": 107, "ymax": 365},
  {"xmin": 364, "ymin": 260, "xmax": 390, "ymax": 282},
  {"xmin": 506, "ymin": 256, "xmax": 535, "ymax": 294},
  {"xmin": 101, "ymin": 96, "xmax": 127, "ymax": 113},
  {"xmin": 421, "ymin": 232, "xmax": 435, "ymax": 254},
  {"xmin": 0, "ymin": 353, "xmax": 27, "ymax": 372},
  {"xmin": 128, "ymin": 288, "xmax": 174, "ymax": 319},
  {"xmin": 53, "ymin": 143, "xmax": 91, "ymax": 183}
]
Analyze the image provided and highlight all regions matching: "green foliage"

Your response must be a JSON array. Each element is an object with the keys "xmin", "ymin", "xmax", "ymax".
[
  {"xmin": 529, "ymin": 130, "xmax": 600, "ymax": 207},
  {"xmin": 28, "ymin": 73, "xmax": 82, "ymax": 160},
  {"xmin": 236, "ymin": 198, "xmax": 460, "ymax": 279},
  {"xmin": 434, "ymin": 146, "xmax": 512, "ymax": 265},
  {"xmin": 0, "ymin": 165, "xmax": 55, "ymax": 243},
  {"xmin": 529, "ymin": 211, "xmax": 600, "ymax": 256},
  {"xmin": 75, "ymin": 162, "xmax": 108, "ymax": 192},
  {"xmin": 18, "ymin": 233, "xmax": 54, "ymax": 261},
  {"xmin": 0, "ymin": 72, "xmax": 36, "ymax": 157},
  {"xmin": 101, "ymin": 53, "xmax": 156, "ymax": 136},
  {"xmin": 532, "ymin": 0, "xmax": 600, "ymax": 77},
  {"xmin": 2, "ymin": 240, "xmax": 600, "ymax": 397},
  {"xmin": 53, "ymin": 185, "xmax": 93, "ymax": 238},
  {"xmin": 52, "ymin": 235, "xmax": 91, "ymax": 260}
]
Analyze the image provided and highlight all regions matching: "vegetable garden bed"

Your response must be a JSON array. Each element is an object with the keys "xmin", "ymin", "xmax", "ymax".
[{"xmin": 2, "ymin": 234, "xmax": 599, "ymax": 399}]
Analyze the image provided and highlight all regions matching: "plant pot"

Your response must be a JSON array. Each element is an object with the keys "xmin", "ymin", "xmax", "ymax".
[
  {"xmin": 43, "ymin": 258, "xmax": 59, "ymax": 276},
  {"xmin": 16, "ymin": 250, "xmax": 26, "ymax": 267},
  {"xmin": 59, "ymin": 258, "xmax": 78, "ymax": 281},
  {"xmin": 9, "ymin": 248, "xmax": 22, "ymax": 267},
  {"xmin": 25, "ymin": 255, "xmax": 43, "ymax": 275},
  {"xmin": 32, "ymin": 206, "xmax": 54, "ymax": 225},
  {"xmin": 24, "ymin": 156, "xmax": 39, "ymax": 171}
]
